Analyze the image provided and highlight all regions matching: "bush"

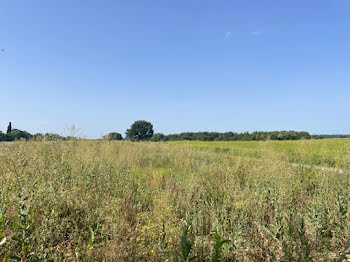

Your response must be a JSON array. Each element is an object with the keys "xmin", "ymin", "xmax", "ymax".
[
  {"xmin": 103, "ymin": 132, "xmax": 123, "ymax": 141},
  {"xmin": 32, "ymin": 133, "xmax": 66, "ymax": 141}
]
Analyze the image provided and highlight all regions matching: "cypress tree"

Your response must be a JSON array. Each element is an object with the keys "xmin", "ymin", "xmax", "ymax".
[{"xmin": 6, "ymin": 122, "xmax": 12, "ymax": 134}]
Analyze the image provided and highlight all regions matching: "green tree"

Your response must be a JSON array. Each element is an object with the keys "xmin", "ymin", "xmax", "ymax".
[
  {"xmin": 150, "ymin": 133, "xmax": 166, "ymax": 142},
  {"xmin": 7, "ymin": 129, "xmax": 32, "ymax": 141},
  {"xmin": 126, "ymin": 120, "xmax": 154, "ymax": 141},
  {"xmin": 103, "ymin": 132, "xmax": 123, "ymax": 141},
  {"xmin": 0, "ymin": 131, "xmax": 6, "ymax": 141},
  {"xmin": 6, "ymin": 122, "xmax": 11, "ymax": 134}
]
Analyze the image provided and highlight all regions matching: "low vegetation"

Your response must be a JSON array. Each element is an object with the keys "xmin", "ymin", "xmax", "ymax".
[
  {"xmin": 0, "ymin": 139, "xmax": 349, "ymax": 261},
  {"xmin": 151, "ymin": 131, "xmax": 324, "ymax": 142},
  {"xmin": 103, "ymin": 133, "xmax": 123, "ymax": 141},
  {"xmin": 0, "ymin": 121, "xmax": 338, "ymax": 142}
]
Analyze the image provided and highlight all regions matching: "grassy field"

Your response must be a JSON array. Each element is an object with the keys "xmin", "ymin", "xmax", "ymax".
[
  {"xmin": 0, "ymin": 139, "xmax": 350, "ymax": 261},
  {"xmin": 169, "ymin": 139, "xmax": 350, "ymax": 169}
]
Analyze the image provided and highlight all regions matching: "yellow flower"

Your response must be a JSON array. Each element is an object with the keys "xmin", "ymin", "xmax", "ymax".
[{"xmin": 151, "ymin": 250, "xmax": 154, "ymax": 253}]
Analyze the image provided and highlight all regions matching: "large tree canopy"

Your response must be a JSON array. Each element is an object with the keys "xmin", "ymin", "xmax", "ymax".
[{"xmin": 126, "ymin": 120, "xmax": 154, "ymax": 141}]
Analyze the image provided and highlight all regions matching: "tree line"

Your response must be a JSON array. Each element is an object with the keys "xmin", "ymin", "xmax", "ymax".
[
  {"xmin": 150, "ymin": 131, "xmax": 325, "ymax": 142},
  {"xmin": 0, "ymin": 122, "xmax": 32, "ymax": 141},
  {"xmin": 0, "ymin": 122, "xmax": 70, "ymax": 142},
  {"xmin": 0, "ymin": 120, "xmax": 337, "ymax": 143}
]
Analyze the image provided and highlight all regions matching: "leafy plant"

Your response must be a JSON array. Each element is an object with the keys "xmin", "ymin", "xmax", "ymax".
[
  {"xmin": 180, "ymin": 223, "xmax": 197, "ymax": 261},
  {"xmin": 0, "ymin": 204, "xmax": 8, "ymax": 250},
  {"xmin": 211, "ymin": 233, "xmax": 231, "ymax": 262},
  {"xmin": 10, "ymin": 194, "xmax": 39, "ymax": 262}
]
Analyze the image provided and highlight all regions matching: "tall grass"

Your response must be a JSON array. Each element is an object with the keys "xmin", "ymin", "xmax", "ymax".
[{"xmin": 0, "ymin": 140, "xmax": 349, "ymax": 261}]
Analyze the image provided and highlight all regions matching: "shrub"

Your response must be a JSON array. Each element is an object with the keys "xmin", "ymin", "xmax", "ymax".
[
  {"xmin": 103, "ymin": 132, "xmax": 123, "ymax": 141},
  {"xmin": 32, "ymin": 133, "xmax": 65, "ymax": 141}
]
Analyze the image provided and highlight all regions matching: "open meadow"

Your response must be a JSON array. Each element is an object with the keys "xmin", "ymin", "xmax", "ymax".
[{"xmin": 0, "ymin": 139, "xmax": 350, "ymax": 261}]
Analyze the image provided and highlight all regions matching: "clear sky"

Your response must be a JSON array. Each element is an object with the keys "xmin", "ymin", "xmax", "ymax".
[{"xmin": 1, "ymin": 0, "xmax": 350, "ymax": 138}]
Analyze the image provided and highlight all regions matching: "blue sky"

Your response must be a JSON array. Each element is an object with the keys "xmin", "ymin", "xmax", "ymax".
[{"xmin": 1, "ymin": 0, "xmax": 350, "ymax": 138}]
